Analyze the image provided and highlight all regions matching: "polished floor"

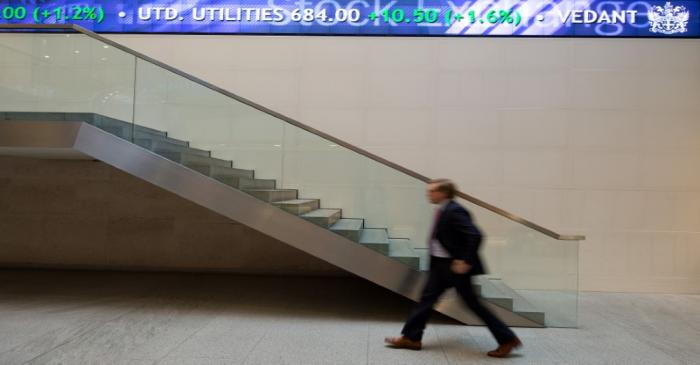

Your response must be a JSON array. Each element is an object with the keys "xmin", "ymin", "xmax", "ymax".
[{"xmin": 0, "ymin": 270, "xmax": 698, "ymax": 365}]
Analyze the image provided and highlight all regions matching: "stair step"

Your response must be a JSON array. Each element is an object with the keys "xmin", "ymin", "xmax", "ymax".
[
  {"xmin": 272, "ymin": 199, "xmax": 320, "ymax": 215},
  {"xmin": 95, "ymin": 124, "xmax": 131, "ymax": 140},
  {"xmin": 3, "ymin": 111, "xmax": 111, "ymax": 127},
  {"xmin": 486, "ymin": 278, "xmax": 546, "ymax": 325},
  {"xmin": 157, "ymin": 151, "xmax": 232, "ymax": 169},
  {"xmin": 3, "ymin": 111, "xmax": 86, "ymax": 121},
  {"xmin": 474, "ymin": 276, "xmax": 514, "ymax": 311},
  {"xmin": 359, "ymin": 229, "xmax": 390, "ymax": 255},
  {"xmin": 1, "ymin": 111, "xmax": 183, "ymax": 144},
  {"xmin": 238, "ymin": 178, "xmax": 275, "ymax": 190},
  {"xmin": 215, "ymin": 175, "xmax": 274, "ymax": 190},
  {"xmin": 206, "ymin": 166, "xmax": 255, "ymax": 180},
  {"xmin": 101, "ymin": 125, "xmax": 170, "ymax": 141},
  {"xmin": 301, "ymin": 209, "xmax": 342, "ymax": 228},
  {"xmin": 133, "ymin": 124, "xmax": 168, "ymax": 138},
  {"xmin": 244, "ymin": 189, "xmax": 297, "ymax": 203},
  {"xmin": 138, "ymin": 132, "xmax": 188, "ymax": 146},
  {"xmin": 389, "ymin": 239, "xmax": 413, "ymax": 256},
  {"xmin": 329, "ymin": 219, "xmax": 363, "ymax": 242},
  {"xmin": 93, "ymin": 115, "xmax": 133, "ymax": 137},
  {"xmin": 389, "ymin": 239, "xmax": 420, "ymax": 270},
  {"xmin": 90, "ymin": 115, "xmax": 180, "ymax": 144},
  {"xmin": 135, "ymin": 138, "xmax": 210, "ymax": 157}
]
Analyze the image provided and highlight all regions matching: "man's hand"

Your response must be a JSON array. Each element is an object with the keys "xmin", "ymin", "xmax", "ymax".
[{"xmin": 451, "ymin": 259, "xmax": 471, "ymax": 274}]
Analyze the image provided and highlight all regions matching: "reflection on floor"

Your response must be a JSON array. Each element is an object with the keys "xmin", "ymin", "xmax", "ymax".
[{"xmin": 0, "ymin": 270, "xmax": 698, "ymax": 365}]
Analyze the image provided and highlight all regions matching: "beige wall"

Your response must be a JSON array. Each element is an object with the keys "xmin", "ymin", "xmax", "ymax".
[
  {"xmin": 0, "ymin": 156, "xmax": 343, "ymax": 276},
  {"xmin": 106, "ymin": 35, "xmax": 700, "ymax": 294}
]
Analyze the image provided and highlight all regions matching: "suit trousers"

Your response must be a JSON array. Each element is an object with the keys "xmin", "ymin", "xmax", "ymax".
[{"xmin": 401, "ymin": 256, "xmax": 516, "ymax": 344}]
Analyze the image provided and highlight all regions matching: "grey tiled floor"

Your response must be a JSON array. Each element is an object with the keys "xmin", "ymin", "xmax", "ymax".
[{"xmin": 0, "ymin": 270, "xmax": 698, "ymax": 365}]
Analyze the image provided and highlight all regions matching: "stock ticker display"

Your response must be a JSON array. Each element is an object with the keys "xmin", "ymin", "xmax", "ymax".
[{"xmin": 1, "ymin": 0, "xmax": 698, "ymax": 37}]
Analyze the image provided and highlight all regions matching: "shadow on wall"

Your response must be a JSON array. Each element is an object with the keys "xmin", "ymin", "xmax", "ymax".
[{"xmin": 0, "ymin": 156, "xmax": 344, "ymax": 276}]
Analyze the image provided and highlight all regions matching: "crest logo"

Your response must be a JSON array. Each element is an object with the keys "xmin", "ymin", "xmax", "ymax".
[{"xmin": 648, "ymin": 2, "xmax": 690, "ymax": 34}]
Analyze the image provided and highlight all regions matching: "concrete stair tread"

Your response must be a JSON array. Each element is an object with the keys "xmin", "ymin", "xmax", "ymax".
[
  {"xmin": 133, "ymin": 128, "xmax": 166, "ymax": 137},
  {"xmin": 301, "ymin": 209, "xmax": 342, "ymax": 228},
  {"xmin": 388, "ymin": 239, "xmax": 420, "ymax": 270},
  {"xmin": 133, "ymin": 124, "xmax": 168, "ymax": 137},
  {"xmin": 359, "ymin": 229, "xmax": 389, "ymax": 245},
  {"xmin": 5, "ymin": 112, "xmax": 163, "ymax": 142},
  {"xmin": 140, "ymin": 143, "xmax": 210, "ymax": 158},
  {"xmin": 330, "ymin": 219, "xmax": 363, "ymax": 231},
  {"xmin": 243, "ymin": 189, "xmax": 297, "ymax": 203},
  {"xmin": 216, "ymin": 176, "xmax": 275, "ymax": 190},
  {"xmin": 129, "ymin": 129, "xmax": 187, "ymax": 146},
  {"xmin": 329, "ymin": 218, "xmax": 364, "ymax": 242},
  {"xmin": 301, "ymin": 209, "xmax": 342, "ymax": 218},
  {"xmin": 140, "ymin": 134, "xmax": 188, "ymax": 147},
  {"xmin": 243, "ymin": 189, "xmax": 296, "ymax": 192},
  {"xmin": 486, "ymin": 279, "xmax": 544, "ymax": 320},
  {"xmin": 131, "ymin": 127, "xmax": 170, "ymax": 140},
  {"xmin": 237, "ymin": 178, "xmax": 277, "ymax": 189},
  {"xmin": 135, "ymin": 137, "xmax": 191, "ymax": 149},
  {"xmin": 475, "ymin": 277, "xmax": 513, "ymax": 301},
  {"xmin": 209, "ymin": 165, "xmax": 255, "ymax": 179},
  {"xmin": 389, "ymin": 239, "xmax": 417, "ymax": 257},
  {"xmin": 3, "ymin": 111, "xmax": 92, "ymax": 122},
  {"xmin": 138, "ymin": 138, "xmax": 209, "ymax": 156},
  {"xmin": 272, "ymin": 199, "xmax": 320, "ymax": 215},
  {"xmin": 158, "ymin": 150, "xmax": 232, "ymax": 168},
  {"xmin": 184, "ymin": 153, "xmax": 231, "ymax": 167},
  {"xmin": 471, "ymin": 276, "xmax": 515, "ymax": 312},
  {"xmin": 273, "ymin": 199, "xmax": 317, "ymax": 205},
  {"xmin": 358, "ymin": 229, "xmax": 389, "ymax": 255},
  {"xmin": 88, "ymin": 121, "xmax": 161, "ymax": 140}
]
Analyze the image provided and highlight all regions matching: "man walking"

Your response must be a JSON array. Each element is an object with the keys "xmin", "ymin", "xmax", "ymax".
[{"xmin": 384, "ymin": 179, "xmax": 522, "ymax": 358}]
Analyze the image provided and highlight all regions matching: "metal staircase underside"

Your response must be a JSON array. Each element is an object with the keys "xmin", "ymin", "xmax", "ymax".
[{"xmin": 0, "ymin": 113, "xmax": 546, "ymax": 327}]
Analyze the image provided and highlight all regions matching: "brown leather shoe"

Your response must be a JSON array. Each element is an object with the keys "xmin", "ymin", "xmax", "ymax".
[
  {"xmin": 487, "ymin": 337, "xmax": 522, "ymax": 358},
  {"xmin": 384, "ymin": 336, "xmax": 422, "ymax": 350}
]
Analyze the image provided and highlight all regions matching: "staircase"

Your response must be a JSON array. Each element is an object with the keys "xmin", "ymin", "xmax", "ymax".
[
  {"xmin": 0, "ymin": 111, "xmax": 546, "ymax": 326},
  {"xmin": 0, "ymin": 24, "xmax": 583, "ymax": 328}
]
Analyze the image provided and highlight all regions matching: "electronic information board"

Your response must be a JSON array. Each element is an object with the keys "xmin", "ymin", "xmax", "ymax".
[{"xmin": 1, "ymin": 0, "xmax": 698, "ymax": 37}]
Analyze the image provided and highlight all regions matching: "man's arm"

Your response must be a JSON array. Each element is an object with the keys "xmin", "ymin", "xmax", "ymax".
[{"xmin": 446, "ymin": 206, "xmax": 482, "ymax": 264}]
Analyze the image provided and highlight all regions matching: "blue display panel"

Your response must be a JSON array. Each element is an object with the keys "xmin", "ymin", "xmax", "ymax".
[{"xmin": 1, "ymin": 0, "xmax": 698, "ymax": 37}]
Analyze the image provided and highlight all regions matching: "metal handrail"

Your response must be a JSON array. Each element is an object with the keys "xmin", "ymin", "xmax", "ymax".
[{"xmin": 0, "ymin": 23, "xmax": 585, "ymax": 241}]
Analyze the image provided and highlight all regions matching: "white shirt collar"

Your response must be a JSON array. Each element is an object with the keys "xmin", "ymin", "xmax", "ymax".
[{"xmin": 436, "ymin": 199, "xmax": 450, "ymax": 210}]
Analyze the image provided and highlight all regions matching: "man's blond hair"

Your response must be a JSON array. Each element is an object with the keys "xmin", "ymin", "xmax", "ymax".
[{"xmin": 429, "ymin": 178, "xmax": 457, "ymax": 199}]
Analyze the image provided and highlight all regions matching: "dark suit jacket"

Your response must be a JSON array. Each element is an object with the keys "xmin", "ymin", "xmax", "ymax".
[{"xmin": 433, "ymin": 200, "xmax": 486, "ymax": 275}]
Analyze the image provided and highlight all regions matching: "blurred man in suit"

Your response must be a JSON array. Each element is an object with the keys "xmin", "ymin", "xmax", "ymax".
[{"xmin": 384, "ymin": 179, "xmax": 522, "ymax": 358}]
